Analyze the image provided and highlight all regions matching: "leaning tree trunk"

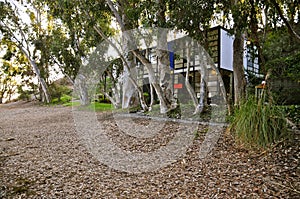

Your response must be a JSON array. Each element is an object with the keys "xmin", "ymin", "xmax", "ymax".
[
  {"xmin": 233, "ymin": 35, "xmax": 247, "ymax": 106},
  {"xmin": 121, "ymin": 11, "xmax": 138, "ymax": 109},
  {"xmin": 133, "ymin": 50, "xmax": 171, "ymax": 114},
  {"xmin": 156, "ymin": 48, "xmax": 174, "ymax": 113},
  {"xmin": 21, "ymin": 47, "xmax": 51, "ymax": 103},
  {"xmin": 102, "ymin": 91, "xmax": 121, "ymax": 109},
  {"xmin": 106, "ymin": 0, "xmax": 172, "ymax": 113},
  {"xmin": 95, "ymin": 3, "xmax": 148, "ymax": 111}
]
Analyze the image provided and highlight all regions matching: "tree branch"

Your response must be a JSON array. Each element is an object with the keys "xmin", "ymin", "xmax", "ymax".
[
  {"xmin": 270, "ymin": 0, "xmax": 300, "ymax": 42},
  {"xmin": 106, "ymin": 0, "xmax": 125, "ymax": 31},
  {"xmin": 83, "ymin": 8, "xmax": 149, "ymax": 111}
]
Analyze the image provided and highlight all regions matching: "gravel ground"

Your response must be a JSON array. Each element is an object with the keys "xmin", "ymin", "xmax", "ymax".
[{"xmin": 0, "ymin": 101, "xmax": 299, "ymax": 198}]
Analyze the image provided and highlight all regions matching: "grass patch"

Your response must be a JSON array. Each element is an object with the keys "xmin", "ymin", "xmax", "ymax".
[
  {"xmin": 66, "ymin": 101, "xmax": 113, "ymax": 112},
  {"xmin": 89, "ymin": 102, "xmax": 113, "ymax": 111},
  {"xmin": 51, "ymin": 94, "xmax": 72, "ymax": 105},
  {"xmin": 230, "ymin": 96, "xmax": 288, "ymax": 148},
  {"xmin": 63, "ymin": 100, "xmax": 80, "ymax": 107}
]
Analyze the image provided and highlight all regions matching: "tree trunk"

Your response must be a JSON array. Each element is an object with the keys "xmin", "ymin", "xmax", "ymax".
[
  {"xmin": 120, "ymin": 9, "xmax": 140, "ymax": 110},
  {"xmin": 227, "ymin": 73, "xmax": 234, "ymax": 116},
  {"xmin": 92, "ymin": 4, "xmax": 148, "ymax": 111},
  {"xmin": 270, "ymin": 0, "xmax": 300, "ymax": 42},
  {"xmin": 156, "ymin": 30, "xmax": 177, "ymax": 113},
  {"xmin": 133, "ymin": 50, "xmax": 171, "ymax": 113},
  {"xmin": 155, "ymin": 0, "xmax": 177, "ymax": 113},
  {"xmin": 102, "ymin": 91, "xmax": 120, "ymax": 109},
  {"xmin": 39, "ymin": 78, "xmax": 51, "ymax": 103},
  {"xmin": 18, "ymin": 45, "xmax": 51, "ymax": 103},
  {"xmin": 107, "ymin": 0, "xmax": 174, "ymax": 113},
  {"xmin": 76, "ymin": 74, "xmax": 89, "ymax": 106},
  {"xmin": 122, "ymin": 51, "xmax": 140, "ymax": 109},
  {"xmin": 0, "ymin": 86, "xmax": 5, "ymax": 104},
  {"xmin": 194, "ymin": 75, "xmax": 208, "ymax": 114},
  {"xmin": 185, "ymin": 47, "xmax": 198, "ymax": 108},
  {"xmin": 264, "ymin": 68, "xmax": 273, "ymax": 104},
  {"xmin": 194, "ymin": 50, "xmax": 208, "ymax": 114},
  {"xmin": 149, "ymin": 83, "xmax": 155, "ymax": 110},
  {"xmin": 233, "ymin": 35, "xmax": 247, "ymax": 106}
]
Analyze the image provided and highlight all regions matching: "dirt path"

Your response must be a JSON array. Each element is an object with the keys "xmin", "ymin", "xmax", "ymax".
[{"xmin": 0, "ymin": 102, "xmax": 299, "ymax": 198}]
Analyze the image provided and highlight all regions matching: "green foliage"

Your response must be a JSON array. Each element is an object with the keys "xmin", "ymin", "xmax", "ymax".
[
  {"xmin": 168, "ymin": 0, "xmax": 219, "ymax": 41},
  {"xmin": 280, "ymin": 105, "xmax": 300, "ymax": 126},
  {"xmin": 64, "ymin": 100, "xmax": 113, "ymax": 112},
  {"xmin": 262, "ymin": 27, "xmax": 300, "ymax": 105},
  {"xmin": 49, "ymin": 84, "xmax": 72, "ymax": 104},
  {"xmin": 51, "ymin": 94, "xmax": 72, "ymax": 104},
  {"xmin": 143, "ymin": 92, "xmax": 150, "ymax": 104},
  {"xmin": 0, "ymin": 1, "xmax": 54, "ymax": 103},
  {"xmin": 263, "ymin": 25, "xmax": 300, "ymax": 63},
  {"xmin": 0, "ymin": 42, "xmax": 33, "ymax": 103},
  {"xmin": 231, "ymin": 96, "xmax": 288, "ymax": 148},
  {"xmin": 18, "ymin": 89, "xmax": 34, "ymax": 101},
  {"xmin": 74, "ymin": 102, "xmax": 113, "ymax": 112},
  {"xmin": 265, "ymin": 51, "xmax": 300, "ymax": 80},
  {"xmin": 268, "ymin": 78, "xmax": 300, "ymax": 105},
  {"xmin": 40, "ymin": 0, "xmax": 114, "ymax": 82},
  {"xmin": 91, "ymin": 102, "xmax": 113, "ymax": 111}
]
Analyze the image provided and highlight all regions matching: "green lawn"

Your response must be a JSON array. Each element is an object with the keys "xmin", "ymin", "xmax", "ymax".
[{"xmin": 64, "ymin": 101, "xmax": 113, "ymax": 112}]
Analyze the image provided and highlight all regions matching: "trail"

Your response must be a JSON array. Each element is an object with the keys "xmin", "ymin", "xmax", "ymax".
[{"xmin": 0, "ymin": 102, "xmax": 299, "ymax": 198}]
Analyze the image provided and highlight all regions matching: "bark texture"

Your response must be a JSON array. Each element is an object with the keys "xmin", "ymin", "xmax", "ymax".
[{"xmin": 233, "ymin": 35, "xmax": 247, "ymax": 105}]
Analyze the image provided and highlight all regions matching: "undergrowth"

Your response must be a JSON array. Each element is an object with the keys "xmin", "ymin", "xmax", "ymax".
[{"xmin": 230, "ymin": 96, "xmax": 288, "ymax": 148}]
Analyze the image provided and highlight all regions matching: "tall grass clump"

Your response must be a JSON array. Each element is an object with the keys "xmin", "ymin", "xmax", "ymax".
[{"xmin": 231, "ymin": 96, "xmax": 288, "ymax": 148}]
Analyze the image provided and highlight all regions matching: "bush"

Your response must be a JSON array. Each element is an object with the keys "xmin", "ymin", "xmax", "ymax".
[
  {"xmin": 49, "ymin": 84, "xmax": 72, "ymax": 104},
  {"xmin": 17, "ymin": 86, "xmax": 36, "ymax": 101},
  {"xmin": 230, "ymin": 96, "xmax": 288, "ymax": 148},
  {"xmin": 51, "ymin": 94, "xmax": 72, "ymax": 104},
  {"xmin": 280, "ymin": 105, "xmax": 300, "ymax": 127}
]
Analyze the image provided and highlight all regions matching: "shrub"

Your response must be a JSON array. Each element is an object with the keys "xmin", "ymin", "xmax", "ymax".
[
  {"xmin": 49, "ymin": 84, "xmax": 72, "ymax": 104},
  {"xmin": 230, "ymin": 96, "xmax": 288, "ymax": 148},
  {"xmin": 280, "ymin": 105, "xmax": 300, "ymax": 127}
]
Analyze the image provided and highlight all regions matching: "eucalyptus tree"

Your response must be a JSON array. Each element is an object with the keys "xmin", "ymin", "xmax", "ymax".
[
  {"xmin": 261, "ymin": 0, "xmax": 300, "ymax": 68},
  {"xmin": 230, "ymin": 0, "xmax": 248, "ymax": 105},
  {"xmin": 0, "ymin": 0, "xmax": 51, "ymax": 103},
  {"xmin": 38, "ymin": 0, "xmax": 146, "ymax": 108},
  {"xmin": 269, "ymin": 0, "xmax": 300, "ymax": 41},
  {"xmin": 0, "ymin": 41, "xmax": 29, "ymax": 103},
  {"xmin": 154, "ymin": 0, "xmax": 178, "ymax": 113},
  {"xmin": 34, "ymin": 0, "xmax": 116, "ymax": 106},
  {"xmin": 106, "ymin": 0, "xmax": 182, "ymax": 113}
]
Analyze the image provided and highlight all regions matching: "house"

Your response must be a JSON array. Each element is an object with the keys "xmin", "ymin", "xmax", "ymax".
[{"xmin": 133, "ymin": 26, "xmax": 261, "ymax": 103}]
